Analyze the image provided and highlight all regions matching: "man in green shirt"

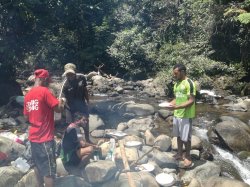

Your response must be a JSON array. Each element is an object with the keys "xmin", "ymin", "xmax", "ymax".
[{"xmin": 166, "ymin": 64, "xmax": 196, "ymax": 168}]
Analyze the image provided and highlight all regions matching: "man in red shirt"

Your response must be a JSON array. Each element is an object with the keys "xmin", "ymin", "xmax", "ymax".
[{"xmin": 24, "ymin": 69, "xmax": 65, "ymax": 187}]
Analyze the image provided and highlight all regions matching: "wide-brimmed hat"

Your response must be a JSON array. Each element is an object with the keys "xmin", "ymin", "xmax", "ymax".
[{"xmin": 62, "ymin": 63, "xmax": 76, "ymax": 77}]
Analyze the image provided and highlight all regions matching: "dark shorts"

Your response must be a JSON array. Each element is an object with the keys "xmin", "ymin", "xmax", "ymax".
[
  {"xmin": 30, "ymin": 140, "xmax": 56, "ymax": 178},
  {"xmin": 65, "ymin": 149, "xmax": 81, "ymax": 167},
  {"xmin": 65, "ymin": 100, "xmax": 89, "ymax": 123}
]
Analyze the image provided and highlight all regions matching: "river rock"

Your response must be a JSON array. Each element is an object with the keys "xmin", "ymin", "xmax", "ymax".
[
  {"xmin": 85, "ymin": 160, "xmax": 117, "ymax": 183},
  {"xmin": 55, "ymin": 175, "xmax": 91, "ymax": 187},
  {"xmin": 171, "ymin": 135, "xmax": 202, "ymax": 150},
  {"xmin": 0, "ymin": 136, "xmax": 26, "ymax": 161},
  {"xmin": 158, "ymin": 109, "xmax": 173, "ymax": 119},
  {"xmin": 202, "ymin": 176, "xmax": 249, "ymax": 187},
  {"xmin": 214, "ymin": 117, "xmax": 250, "ymax": 152},
  {"xmin": 15, "ymin": 169, "xmax": 39, "ymax": 187},
  {"xmin": 125, "ymin": 103, "xmax": 155, "ymax": 116},
  {"xmin": 102, "ymin": 171, "xmax": 159, "ymax": 187},
  {"xmin": 144, "ymin": 129, "xmax": 155, "ymax": 146},
  {"xmin": 127, "ymin": 117, "xmax": 154, "ymax": 132},
  {"xmin": 154, "ymin": 134, "xmax": 171, "ymax": 152},
  {"xmin": 0, "ymin": 166, "xmax": 24, "ymax": 187},
  {"xmin": 181, "ymin": 161, "xmax": 221, "ymax": 185},
  {"xmin": 149, "ymin": 149, "xmax": 177, "ymax": 169},
  {"xmin": 89, "ymin": 114, "xmax": 105, "ymax": 132}
]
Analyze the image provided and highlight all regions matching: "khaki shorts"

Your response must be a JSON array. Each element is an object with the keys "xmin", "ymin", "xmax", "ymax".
[{"xmin": 173, "ymin": 117, "xmax": 192, "ymax": 142}]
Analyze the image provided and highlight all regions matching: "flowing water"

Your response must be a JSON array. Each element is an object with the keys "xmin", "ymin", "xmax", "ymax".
[{"xmin": 91, "ymin": 94, "xmax": 250, "ymax": 184}]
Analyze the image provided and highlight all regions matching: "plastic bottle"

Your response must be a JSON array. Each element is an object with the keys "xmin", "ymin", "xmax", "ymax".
[
  {"xmin": 93, "ymin": 148, "xmax": 100, "ymax": 161},
  {"xmin": 106, "ymin": 138, "xmax": 116, "ymax": 161}
]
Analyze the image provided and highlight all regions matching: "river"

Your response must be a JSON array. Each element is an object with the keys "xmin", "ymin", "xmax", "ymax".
[{"xmin": 91, "ymin": 94, "xmax": 250, "ymax": 185}]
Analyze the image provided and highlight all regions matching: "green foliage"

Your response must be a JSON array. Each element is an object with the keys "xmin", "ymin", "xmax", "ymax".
[
  {"xmin": 108, "ymin": 26, "xmax": 156, "ymax": 78},
  {"xmin": 238, "ymin": 13, "xmax": 250, "ymax": 24},
  {"xmin": 0, "ymin": 0, "xmax": 249, "ymax": 84}
]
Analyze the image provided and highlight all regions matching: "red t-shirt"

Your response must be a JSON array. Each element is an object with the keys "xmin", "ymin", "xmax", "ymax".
[{"xmin": 23, "ymin": 86, "xmax": 59, "ymax": 143}]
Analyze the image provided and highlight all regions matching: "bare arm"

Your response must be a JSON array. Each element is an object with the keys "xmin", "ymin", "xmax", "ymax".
[
  {"xmin": 174, "ymin": 94, "xmax": 195, "ymax": 110},
  {"xmin": 167, "ymin": 95, "xmax": 195, "ymax": 110},
  {"xmin": 54, "ymin": 98, "xmax": 65, "ymax": 113}
]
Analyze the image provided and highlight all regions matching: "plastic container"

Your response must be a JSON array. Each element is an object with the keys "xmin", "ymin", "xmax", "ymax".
[
  {"xmin": 105, "ymin": 138, "xmax": 116, "ymax": 161},
  {"xmin": 11, "ymin": 157, "xmax": 30, "ymax": 173}
]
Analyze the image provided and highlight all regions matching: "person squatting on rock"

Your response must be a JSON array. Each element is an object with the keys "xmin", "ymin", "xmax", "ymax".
[
  {"xmin": 60, "ymin": 112, "xmax": 97, "ymax": 170},
  {"xmin": 23, "ymin": 69, "xmax": 65, "ymax": 187},
  {"xmin": 165, "ymin": 64, "xmax": 196, "ymax": 168},
  {"xmin": 61, "ymin": 63, "xmax": 91, "ymax": 143}
]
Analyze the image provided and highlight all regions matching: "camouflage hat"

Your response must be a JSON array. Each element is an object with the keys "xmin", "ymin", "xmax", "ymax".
[{"xmin": 62, "ymin": 63, "xmax": 76, "ymax": 77}]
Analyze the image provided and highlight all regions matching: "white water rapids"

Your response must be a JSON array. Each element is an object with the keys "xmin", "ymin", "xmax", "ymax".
[{"xmin": 193, "ymin": 127, "xmax": 250, "ymax": 185}]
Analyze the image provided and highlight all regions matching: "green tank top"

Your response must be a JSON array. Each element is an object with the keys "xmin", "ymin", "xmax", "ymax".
[{"xmin": 173, "ymin": 78, "xmax": 196, "ymax": 118}]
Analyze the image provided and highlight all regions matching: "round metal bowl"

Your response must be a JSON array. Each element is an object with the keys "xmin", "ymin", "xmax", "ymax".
[
  {"xmin": 125, "ymin": 140, "xmax": 142, "ymax": 148},
  {"xmin": 155, "ymin": 173, "xmax": 175, "ymax": 187}
]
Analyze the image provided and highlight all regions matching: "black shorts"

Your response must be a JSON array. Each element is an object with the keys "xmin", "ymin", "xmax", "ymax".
[
  {"xmin": 30, "ymin": 140, "xmax": 56, "ymax": 178},
  {"xmin": 64, "ymin": 149, "xmax": 81, "ymax": 167}
]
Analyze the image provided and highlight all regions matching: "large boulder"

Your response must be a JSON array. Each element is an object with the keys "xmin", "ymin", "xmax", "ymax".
[{"xmin": 213, "ymin": 117, "xmax": 250, "ymax": 152}]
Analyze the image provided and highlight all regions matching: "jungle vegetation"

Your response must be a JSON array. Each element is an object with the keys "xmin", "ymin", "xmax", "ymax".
[{"xmin": 0, "ymin": 0, "xmax": 249, "ymax": 90}]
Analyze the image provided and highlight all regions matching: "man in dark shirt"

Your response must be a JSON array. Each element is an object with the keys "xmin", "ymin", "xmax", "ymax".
[
  {"xmin": 62, "ymin": 63, "xmax": 91, "ymax": 142},
  {"xmin": 61, "ymin": 112, "xmax": 95, "ymax": 169}
]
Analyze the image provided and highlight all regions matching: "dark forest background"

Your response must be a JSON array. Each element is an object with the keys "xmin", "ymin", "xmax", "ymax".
[{"xmin": 0, "ymin": 0, "xmax": 249, "ymax": 85}]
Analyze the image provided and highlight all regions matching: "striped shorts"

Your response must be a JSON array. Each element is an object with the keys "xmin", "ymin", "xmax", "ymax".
[
  {"xmin": 30, "ymin": 140, "xmax": 56, "ymax": 178},
  {"xmin": 173, "ymin": 117, "xmax": 192, "ymax": 142}
]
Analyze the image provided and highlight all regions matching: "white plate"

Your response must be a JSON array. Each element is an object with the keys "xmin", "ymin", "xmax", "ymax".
[
  {"xmin": 107, "ymin": 131, "xmax": 127, "ymax": 137},
  {"xmin": 125, "ymin": 141, "xmax": 142, "ymax": 148},
  {"xmin": 155, "ymin": 173, "xmax": 175, "ymax": 187},
  {"xmin": 158, "ymin": 102, "xmax": 173, "ymax": 107},
  {"xmin": 138, "ymin": 163, "xmax": 155, "ymax": 172}
]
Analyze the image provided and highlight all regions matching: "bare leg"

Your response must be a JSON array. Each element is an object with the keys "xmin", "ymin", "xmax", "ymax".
[
  {"xmin": 183, "ymin": 140, "xmax": 192, "ymax": 166},
  {"xmin": 44, "ymin": 176, "xmax": 54, "ymax": 187},
  {"xmin": 77, "ymin": 146, "xmax": 93, "ymax": 167},
  {"xmin": 174, "ymin": 137, "xmax": 184, "ymax": 160},
  {"xmin": 34, "ymin": 167, "xmax": 44, "ymax": 187}
]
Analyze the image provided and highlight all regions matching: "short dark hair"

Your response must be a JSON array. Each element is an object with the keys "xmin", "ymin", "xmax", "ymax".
[
  {"xmin": 73, "ymin": 112, "xmax": 88, "ymax": 121},
  {"xmin": 173, "ymin": 64, "xmax": 186, "ymax": 72}
]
